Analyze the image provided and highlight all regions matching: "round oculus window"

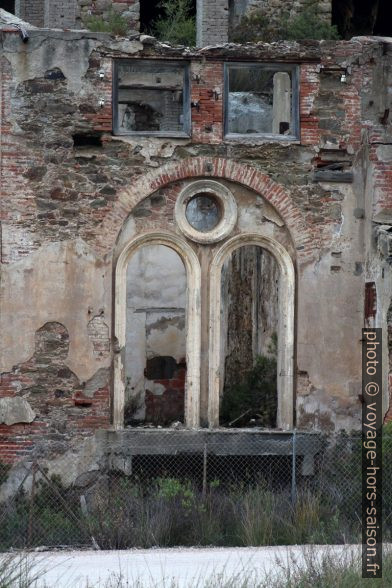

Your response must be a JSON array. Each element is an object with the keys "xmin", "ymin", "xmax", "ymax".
[
  {"xmin": 175, "ymin": 180, "xmax": 238, "ymax": 244},
  {"xmin": 185, "ymin": 193, "xmax": 221, "ymax": 232}
]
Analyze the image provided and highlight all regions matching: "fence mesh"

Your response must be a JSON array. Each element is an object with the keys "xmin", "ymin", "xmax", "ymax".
[{"xmin": 0, "ymin": 432, "xmax": 391, "ymax": 551}]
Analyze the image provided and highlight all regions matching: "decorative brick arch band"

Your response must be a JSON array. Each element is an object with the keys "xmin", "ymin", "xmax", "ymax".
[{"xmin": 93, "ymin": 157, "xmax": 319, "ymax": 262}]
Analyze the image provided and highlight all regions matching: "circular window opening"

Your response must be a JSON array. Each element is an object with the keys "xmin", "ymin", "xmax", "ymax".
[
  {"xmin": 185, "ymin": 193, "xmax": 222, "ymax": 233},
  {"xmin": 175, "ymin": 180, "xmax": 237, "ymax": 244}
]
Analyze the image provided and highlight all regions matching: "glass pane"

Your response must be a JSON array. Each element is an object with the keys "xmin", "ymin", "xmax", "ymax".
[
  {"xmin": 185, "ymin": 194, "xmax": 221, "ymax": 232},
  {"xmin": 227, "ymin": 66, "xmax": 292, "ymax": 136},
  {"xmin": 117, "ymin": 62, "xmax": 186, "ymax": 134}
]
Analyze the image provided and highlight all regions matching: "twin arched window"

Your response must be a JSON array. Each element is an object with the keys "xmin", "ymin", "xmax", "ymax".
[{"xmin": 114, "ymin": 182, "xmax": 295, "ymax": 431}]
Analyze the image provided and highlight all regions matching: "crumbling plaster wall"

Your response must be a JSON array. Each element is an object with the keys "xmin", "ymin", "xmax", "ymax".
[{"xmin": 0, "ymin": 31, "xmax": 391, "ymax": 468}]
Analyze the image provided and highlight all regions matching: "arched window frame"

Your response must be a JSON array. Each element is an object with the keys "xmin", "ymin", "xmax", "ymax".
[
  {"xmin": 114, "ymin": 231, "xmax": 202, "ymax": 429},
  {"xmin": 208, "ymin": 233, "xmax": 295, "ymax": 430}
]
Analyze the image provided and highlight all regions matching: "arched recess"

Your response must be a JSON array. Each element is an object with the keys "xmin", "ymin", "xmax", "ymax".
[
  {"xmin": 209, "ymin": 233, "xmax": 295, "ymax": 430},
  {"xmin": 114, "ymin": 232, "xmax": 201, "ymax": 429}
]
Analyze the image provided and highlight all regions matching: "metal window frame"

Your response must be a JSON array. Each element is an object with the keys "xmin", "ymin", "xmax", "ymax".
[
  {"xmin": 113, "ymin": 59, "xmax": 191, "ymax": 138},
  {"xmin": 223, "ymin": 62, "xmax": 300, "ymax": 142}
]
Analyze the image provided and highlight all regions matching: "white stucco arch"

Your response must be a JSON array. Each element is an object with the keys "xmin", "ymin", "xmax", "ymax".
[
  {"xmin": 114, "ymin": 231, "xmax": 202, "ymax": 429},
  {"xmin": 208, "ymin": 233, "xmax": 295, "ymax": 430}
]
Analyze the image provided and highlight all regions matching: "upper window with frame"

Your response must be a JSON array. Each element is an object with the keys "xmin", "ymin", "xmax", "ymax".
[
  {"xmin": 113, "ymin": 60, "xmax": 191, "ymax": 137},
  {"xmin": 224, "ymin": 63, "xmax": 299, "ymax": 141}
]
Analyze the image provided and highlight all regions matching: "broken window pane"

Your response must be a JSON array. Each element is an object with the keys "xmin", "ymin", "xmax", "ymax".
[
  {"xmin": 115, "ymin": 61, "xmax": 189, "ymax": 135},
  {"xmin": 226, "ymin": 64, "xmax": 296, "ymax": 138}
]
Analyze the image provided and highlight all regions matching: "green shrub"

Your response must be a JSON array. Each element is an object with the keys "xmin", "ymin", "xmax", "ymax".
[
  {"xmin": 151, "ymin": 0, "xmax": 196, "ymax": 46},
  {"xmin": 0, "ymin": 476, "xmax": 85, "ymax": 550},
  {"xmin": 281, "ymin": 4, "xmax": 340, "ymax": 41},
  {"xmin": 230, "ymin": 10, "xmax": 278, "ymax": 43},
  {"xmin": 84, "ymin": 9, "xmax": 129, "ymax": 36},
  {"xmin": 1, "ymin": 471, "xmax": 364, "ymax": 551},
  {"xmin": 230, "ymin": 3, "xmax": 340, "ymax": 43},
  {"xmin": 221, "ymin": 353, "xmax": 278, "ymax": 427}
]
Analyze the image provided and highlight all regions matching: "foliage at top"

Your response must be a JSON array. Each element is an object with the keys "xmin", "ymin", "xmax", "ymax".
[
  {"xmin": 282, "ymin": 4, "xmax": 340, "ymax": 41},
  {"xmin": 231, "ymin": 2, "xmax": 340, "ymax": 43},
  {"xmin": 151, "ymin": 0, "xmax": 196, "ymax": 46},
  {"xmin": 84, "ymin": 9, "xmax": 129, "ymax": 37}
]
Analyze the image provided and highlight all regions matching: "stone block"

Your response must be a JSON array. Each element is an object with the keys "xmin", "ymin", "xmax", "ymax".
[{"xmin": 0, "ymin": 397, "xmax": 36, "ymax": 426}]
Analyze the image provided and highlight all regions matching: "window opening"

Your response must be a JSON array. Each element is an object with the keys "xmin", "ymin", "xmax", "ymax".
[
  {"xmin": 225, "ymin": 63, "xmax": 299, "ymax": 140},
  {"xmin": 114, "ymin": 60, "xmax": 190, "ymax": 137},
  {"xmin": 332, "ymin": 0, "xmax": 392, "ymax": 38},
  {"xmin": 219, "ymin": 245, "xmax": 279, "ymax": 428},
  {"xmin": 185, "ymin": 193, "xmax": 222, "ymax": 232},
  {"xmin": 1, "ymin": 1, "xmax": 15, "ymax": 14},
  {"xmin": 125, "ymin": 244, "xmax": 187, "ymax": 427}
]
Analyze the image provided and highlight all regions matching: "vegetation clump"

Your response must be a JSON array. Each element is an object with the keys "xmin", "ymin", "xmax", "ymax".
[
  {"xmin": 221, "ymin": 334, "xmax": 278, "ymax": 428},
  {"xmin": 231, "ymin": 1, "xmax": 340, "ymax": 43},
  {"xmin": 151, "ymin": 0, "xmax": 196, "ymax": 46},
  {"xmin": 84, "ymin": 9, "xmax": 129, "ymax": 37}
]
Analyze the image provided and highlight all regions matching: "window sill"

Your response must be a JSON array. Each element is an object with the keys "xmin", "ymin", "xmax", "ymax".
[
  {"xmin": 224, "ymin": 134, "xmax": 300, "ymax": 144},
  {"xmin": 113, "ymin": 131, "xmax": 191, "ymax": 139}
]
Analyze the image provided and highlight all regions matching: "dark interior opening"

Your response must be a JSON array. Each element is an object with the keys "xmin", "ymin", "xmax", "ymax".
[
  {"xmin": 374, "ymin": 0, "xmax": 392, "ymax": 36},
  {"xmin": 332, "ymin": 0, "xmax": 392, "ymax": 39},
  {"xmin": 72, "ymin": 133, "xmax": 103, "ymax": 148},
  {"xmin": 145, "ymin": 356, "xmax": 178, "ymax": 380},
  {"xmin": 1, "ymin": 0, "xmax": 15, "ymax": 14},
  {"xmin": 140, "ymin": 0, "xmax": 166, "ymax": 33},
  {"xmin": 140, "ymin": 0, "xmax": 196, "ymax": 34}
]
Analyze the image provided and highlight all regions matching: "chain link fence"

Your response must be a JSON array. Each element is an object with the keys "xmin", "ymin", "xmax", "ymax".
[{"xmin": 0, "ymin": 432, "xmax": 391, "ymax": 551}]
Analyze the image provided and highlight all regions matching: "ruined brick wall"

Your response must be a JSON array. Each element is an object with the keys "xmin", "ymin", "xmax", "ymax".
[
  {"xmin": 198, "ymin": 0, "xmax": 333, "ymax": 46},
  {"xmin": 0, "ymin": 31, "xmax": 391, "ymax": 467},
  {"xmin": 46, "ymin": 0, "xmax": 77, "ymax": 29},
  {"xmin": 229, "ymin": 0, "xmax": 332, "ymax": 31},
  {"xmin": 14, "ymin": 0, "xmax": 140, "ymax": 31},
  {"xmin": 75, "ymin": 0, "xmax": 140, "ymax": 33},
  {"xmin": 16, "ymin": 0, "xmax": 45, "ymax": 27},
  {"xmin": 197, "ymin": 0, "xmax": 229, "ymax": 47}
]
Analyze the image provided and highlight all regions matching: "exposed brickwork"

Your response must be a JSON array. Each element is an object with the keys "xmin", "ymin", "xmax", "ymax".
[
  {"xmin": 88, "ymin": 315, "xmax": 110, "ymax": 357},
  {"xmin": 197, "ymin": 0, "xmax": 229, "ymax": 47},
  {"xmin": 17, "ymin": 0, "xmax": 45, "ymax": 27},
  {"xmin": 101, "ymin": 156, "xmax": 321, "ymax": 262},
  {"xmin": 0, "ymin": 323, "xmax": 110, "ymax": 464},
  {"xmin": 1, "ymin": 33, "xmax": 392, "ymax": 458},
  {"xmin": 191, "ymin": 62, "xmax": 224, "ymax": 144},
  {"xmin": 300, "ymin": 63, "xmax": 321, "ymax": 146},
  {"xmin": 47, "ymin": 0, "xmax": 77, "ymax": 29},
  {"xmin": 145, "ymin": 364, "xmax": 186, "ymax": 425},
  {"xmin": 368, "ymin": 144, "xmax": 392, "ymax": 218}
]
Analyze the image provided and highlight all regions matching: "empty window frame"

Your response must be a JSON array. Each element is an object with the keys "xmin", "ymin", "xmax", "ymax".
[
  {"xmin": 113, "ymin": 60, "xmax": 191, "ymax": 137},
  {"xmin": 224, "ymin": 63, "xmax": 299, "ymax": 140}
]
